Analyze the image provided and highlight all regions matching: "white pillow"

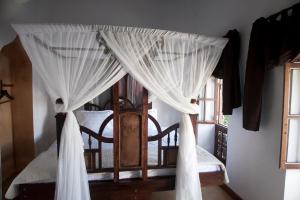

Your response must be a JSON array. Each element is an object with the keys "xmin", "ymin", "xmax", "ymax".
[{"xmin": 75, "ymin": 110, "xmax": 113, "ymax": 134}]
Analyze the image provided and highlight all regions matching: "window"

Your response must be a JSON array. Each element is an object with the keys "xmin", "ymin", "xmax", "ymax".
[
  {"xmin": 280, "ymin": 62, "xmax": 300, "ymax": 170},
  {"xmin": 197, "ymin": 77, "xmax": 228, "ymax": 164},
  {"xmin": 197, "ymin": 78, "xmax": 227, "ymax": 126}
]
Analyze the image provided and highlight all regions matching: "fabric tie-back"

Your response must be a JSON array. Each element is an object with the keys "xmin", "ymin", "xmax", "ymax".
[{"xmin": 13, "ymin": 24, "xmax": 227, "ymax": 200}]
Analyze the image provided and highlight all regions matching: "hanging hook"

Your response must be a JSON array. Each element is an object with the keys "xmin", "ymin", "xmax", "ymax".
[{"xmin": 0, "ymin": 80, "xmax": 14, "ymax": 104}]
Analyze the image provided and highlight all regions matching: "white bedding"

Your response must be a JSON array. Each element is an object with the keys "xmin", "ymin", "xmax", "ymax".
[{"xmin": 5, "ymin": 141, "xmax": 228, "ymax": 199}]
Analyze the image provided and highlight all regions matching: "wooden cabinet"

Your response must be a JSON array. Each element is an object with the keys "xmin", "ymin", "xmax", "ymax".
[
  {"xmin": 214, "ymin": 124, "xmax": 228, "ymax": 165},
  {"xmin": 1, "ymin": 38, "xmax": 34, "ymax": 172}
]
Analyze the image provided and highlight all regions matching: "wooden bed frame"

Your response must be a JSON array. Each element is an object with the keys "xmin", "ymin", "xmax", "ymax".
[{"xmin": 14, "ymin": 76, "xmax": 225, "ymax": 200}]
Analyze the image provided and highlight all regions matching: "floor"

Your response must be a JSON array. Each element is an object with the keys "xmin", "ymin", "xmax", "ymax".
[{"xmin": 149, "ymin": 186, "xmax": 233, "ymax": 200}]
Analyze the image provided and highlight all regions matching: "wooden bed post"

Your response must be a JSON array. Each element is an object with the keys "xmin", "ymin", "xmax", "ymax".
[
  {"xmin": 124, "ymin": 74, "xmax": 128, "ymax": 109},
  {"xmin": 141, "ymin": 88, "xmax": 148, "ymax": 180},
  {"xmin": 113, "ymin": 82, "xmax": 120, "ymax": 182}
]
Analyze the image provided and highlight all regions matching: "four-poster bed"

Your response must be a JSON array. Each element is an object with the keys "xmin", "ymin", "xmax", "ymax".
[
  {"xmin": 6, "ymin": 76, "xmax": 227, "ymax": 200},
  {"xmin": 6, "ymin": 24, "xmax": 229, "ymax": 200}
]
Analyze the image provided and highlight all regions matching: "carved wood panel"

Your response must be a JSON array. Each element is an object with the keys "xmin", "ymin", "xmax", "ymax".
[
  {"xmin": 162, "ymin": 147, "xmax": 178, "ymax": 166},
  {"xmin": 120, "ymin": 113, "xmax": 141, "ymax": 168}
]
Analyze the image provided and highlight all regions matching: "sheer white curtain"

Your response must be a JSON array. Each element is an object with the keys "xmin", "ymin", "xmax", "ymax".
[
  {"xmin": 13, "ymin": 24, "xmax": 227, "ymax": 200},
  {"xmin": 101, "ymin": 28, "xmax": 227, "ymax": 200},
  {"xmin": 13, "ymin": 24, "xmax": 126, "ymax": 200}
]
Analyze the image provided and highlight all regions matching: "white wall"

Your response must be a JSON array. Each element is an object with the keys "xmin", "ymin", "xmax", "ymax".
[
  {"xmin": 227, "ymin": 67, "xmax": 287, "ymax": 200},
  {"xmin": 197, "ymin": 124, "xmax": 215, "ymax": 154},
  {"xmin": 285, "ymin": 170, "xmax": 300, "ymax": 200},
  {"xmin": 1, "ymin": 0, "xmax": 300, "ymax": 199}
]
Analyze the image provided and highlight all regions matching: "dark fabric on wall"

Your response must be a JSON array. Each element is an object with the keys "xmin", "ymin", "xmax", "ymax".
[
  {"xmin": 279, "ymin": 5, "xmax": 300, "ymax": 64},
  {"xmin": 243, "ymin": 3, "xmax": 300, "ymax": 131},
  {"xmin": 243, "ymin": 18, "xmax": 270, "ymax": 131},
  {"xmin": 213, "ymin": 29, "xmax": 241, "ymax": 115}
]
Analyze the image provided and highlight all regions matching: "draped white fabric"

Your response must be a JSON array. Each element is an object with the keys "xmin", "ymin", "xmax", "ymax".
[
  {"xmin": 13, "ymin": 24, "xmax": 227, "ymax": 200},
  {"xmin": 13, "ymin": 24, "xmax": 126, "ymax": 200},
  {"xmin": 101, "ymin": 29, "xmax": 227, "ymax": 200}
]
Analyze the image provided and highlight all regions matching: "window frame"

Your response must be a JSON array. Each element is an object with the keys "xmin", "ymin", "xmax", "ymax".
[
  {"xmin": 197, "ymin": 78, "xmax": 222, "ymax": 125},
  {"xmin": 280, "ymin": 62, "xmax": 300, "ymax": 170}
]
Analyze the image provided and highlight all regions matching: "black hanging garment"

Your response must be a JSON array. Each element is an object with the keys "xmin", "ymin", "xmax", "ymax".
[
  {"xmin": 243, "ymin": 18, "xmax": 280, "ymax": 131},
  {"xmin": 213, "ymin": 29, "xmax": 241, "ymax": 115},
  {"xmin": 243, "ymin": 3, "xmax": 300, "ymax": 131}
]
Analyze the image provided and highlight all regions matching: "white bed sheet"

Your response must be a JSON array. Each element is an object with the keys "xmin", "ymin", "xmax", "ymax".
[{"xmin": 5, "ymin": 141, "xmax": 228, "ymax": 199}]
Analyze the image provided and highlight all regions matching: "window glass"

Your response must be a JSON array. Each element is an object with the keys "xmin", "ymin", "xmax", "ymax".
[
  {"xmin": 287, "ymin": 119, "xmax": 300, "ymax": 163},
  {"xmin": 205, "ymin": 101, "xmax": 215, "ymax": 121},
  {"xmin": 206, "ymin": 78, "xmax": 215, "ymax": 98},
  {"xmin": 290, "ymin": 69, "xmax": 300, "ymax": 115},
  {"xmin": 197, "ymin": 78, "xmax": 225, "ymax": 124},
  {"xmin": 219, "ymin": 115, "xmax": 229, "ymax": 127},
  {"xmin": 198, "ymin": 101, "xmax": 205, "ymax": 121}
]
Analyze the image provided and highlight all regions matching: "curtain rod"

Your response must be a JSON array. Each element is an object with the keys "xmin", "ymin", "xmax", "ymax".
[
  {"xmin": 267, "ymin": 2, "xmax": 300, "ymax": 20},
  {"xmin": 32, "ymin": 35, "xmax": 207, "ymax": 61}
]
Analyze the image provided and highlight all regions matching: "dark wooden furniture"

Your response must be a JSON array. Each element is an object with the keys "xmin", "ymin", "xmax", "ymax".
[
  {"xmin": 18, "ymin": 171, "xmax": 225, "ymax": 200},
  {"xmin": 1, "ymin": 37, "xmax": 35, "ymax": 174},
  {"xmin": 13, "ymin": 76, "xmax": 226, "ymax": 200},
  {"xmin": 214, "ymin": 124, "xmax": 228, "ymax": 165}
]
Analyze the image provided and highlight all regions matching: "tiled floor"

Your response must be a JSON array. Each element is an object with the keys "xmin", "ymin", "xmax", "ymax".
[{"xmin": 148, "ymin": 186, "xmax": 233, "ymax": 200}]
